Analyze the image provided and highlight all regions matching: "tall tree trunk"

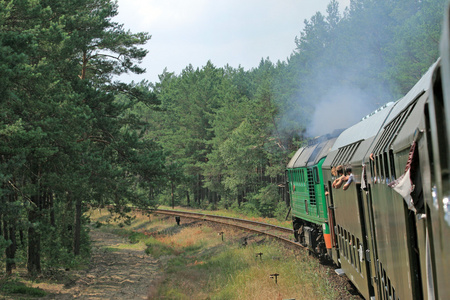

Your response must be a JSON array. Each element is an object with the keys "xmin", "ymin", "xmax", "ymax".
[
  {"xmin": 73, "ymin": 196, "xmax": 82, "ymax": 256},
  {"xmin": 4, "ymin": 221, "xmax": 17, "ymax": 275},
  {"xmin": 186, "ymin": 190, "xmax": 190, "ymax": 207},
  {"xmin": 27, "ymin": 195, "xmax": 41, "ymax": 275},
  {"xmin": 63, "ymin": 192, "xmax": 73, "ymax": 251},
  {"xmin": 49, "ymin": 193, "xmax": 55, "ymax": 227},
  {"xmin": 4, "ymin": 193, "xmax": 17, "ymax": 275}
]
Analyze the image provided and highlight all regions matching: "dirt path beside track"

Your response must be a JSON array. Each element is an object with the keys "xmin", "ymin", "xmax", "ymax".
[{"xmin": 39, "ymin": 229, "xmax": 160, "ymax": 300}]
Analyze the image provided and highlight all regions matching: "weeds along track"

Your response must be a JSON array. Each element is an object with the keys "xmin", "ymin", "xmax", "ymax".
[{"xmin": 152, "ymin": 209, "xmax": 303, "ymax": 249}]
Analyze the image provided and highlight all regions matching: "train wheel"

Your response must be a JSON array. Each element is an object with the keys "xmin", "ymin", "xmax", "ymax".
[{"xmin": 293, "ymin": 222, "xmax": 301, "ymax": 242}]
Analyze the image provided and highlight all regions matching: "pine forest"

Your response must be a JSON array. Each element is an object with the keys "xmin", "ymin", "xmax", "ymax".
[{"xmin": 0, "ymin": 0, "xmax": 447, "ymax": 275}]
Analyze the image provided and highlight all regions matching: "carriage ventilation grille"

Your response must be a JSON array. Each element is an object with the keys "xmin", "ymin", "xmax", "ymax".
[
  {"xmin": 331, "ymin": 141, "xmax": 361, "ymax": 167},
  {"xmin": 307, "ymin": 168, "xmax": 316, "ymax": 206},
  {"xmin": 372, "ymin": 98, "xmax": 418, "ymax": 155}
]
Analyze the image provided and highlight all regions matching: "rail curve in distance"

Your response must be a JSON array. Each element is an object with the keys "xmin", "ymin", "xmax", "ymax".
[{"xmin": 154, "ymin": 209, "xmax": 302, "ymax": 249}]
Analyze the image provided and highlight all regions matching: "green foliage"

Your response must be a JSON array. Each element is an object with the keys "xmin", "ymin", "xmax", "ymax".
[
  {"xmin": 235, "ymin": 201, "xmax": 261, "ymax": 218},
  {"xmin": 274, "ymin": 201, "xmax": 290, "ymax": 222},
  {"xmin": 0, "ymin": 0, "xmax": 163, "ymax": 275},
  {"xmin": 128, "ymin": 231, "xmax": 146, "ymax": 244},
  {"xmin": 0, "ymin": 281, "xmax": 46, "ymax": 297}
]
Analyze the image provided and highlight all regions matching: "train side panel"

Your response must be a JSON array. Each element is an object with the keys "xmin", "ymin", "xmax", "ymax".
[{"xmin": 328, "ymin": 164, "xmax": 373, "ymax": 299}]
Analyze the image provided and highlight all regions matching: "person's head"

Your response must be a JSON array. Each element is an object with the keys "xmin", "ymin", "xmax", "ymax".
[
  {"xmin": 331, "ymin": 167, "xmax": 337, "ymax": 176},
  {"xmin": 345, "ymin": 167, "xmax": 352, "ymax": 174},
  {"xmin": 336, "ymin": 165, "xmax": 343, "ymax": 175}
]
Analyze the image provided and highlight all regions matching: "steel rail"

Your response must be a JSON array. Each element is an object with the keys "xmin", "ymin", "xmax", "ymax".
[{"xmin": 154, "ymin": 209, "xmax": 303, "ymax": 248}]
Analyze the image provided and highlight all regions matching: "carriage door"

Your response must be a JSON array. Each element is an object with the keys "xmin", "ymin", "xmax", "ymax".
[
  {"xmin": 326, "ymin": 181, "xmax": 339, "ymax": 262},
  {"xmin": 361, "ymin": 183, "xmax": 379, "ymax": 299}
]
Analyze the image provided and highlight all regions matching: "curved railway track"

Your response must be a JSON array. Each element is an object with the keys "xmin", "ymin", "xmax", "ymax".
[{"xmin": 153, "ymin": 208, "xmax": 303, "ymax": 249}]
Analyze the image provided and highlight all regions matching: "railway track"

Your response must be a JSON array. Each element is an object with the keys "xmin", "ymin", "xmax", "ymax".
[{"xmin": 153, "ymin": 208, "xmax": 303, "ymax": 249}]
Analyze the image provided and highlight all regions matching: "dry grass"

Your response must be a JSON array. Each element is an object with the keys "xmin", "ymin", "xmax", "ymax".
[
  {"xmin": 89, "ymin": 209, "xmax": 356, "ymax": 300},
  {"xmin": 0, "ymin": 208, "xmax": 351, "ymax": 300}
]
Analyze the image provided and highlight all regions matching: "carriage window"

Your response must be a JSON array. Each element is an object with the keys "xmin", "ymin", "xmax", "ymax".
[
  {"xmin": 357, "ymin": 238, "xmax": 362, "ymax": 273},
  {"xmin": 370, "ymin": 157, "xmax": 376, "ymax": 184},
  {"xmin": 389, "ymin": 150, "xmax": 396, "ymax": 181},
  {"xmin": 350, "ymin": 234, "xmax": 355, "ymax": 266},
  {"xmin": 343, "ymin": 229, "xmax": 347, "ymax": 258},
  {"xmin": 378, "ymin": 155, "xmax": 385, "ymax": 183},
  {"xmin": 383, "ymin": 152, "xmax": 390, "ymax": 184}
]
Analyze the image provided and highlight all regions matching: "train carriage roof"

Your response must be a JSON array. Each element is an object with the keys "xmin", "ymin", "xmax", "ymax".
[
  {"xmin": 323, "ymin": 60, "xmax": 439, "ymax": 169},
  {"xmin": 287, "ymin": 137, "xmax": 338, "ymax": 169},
  {"xmin": 307, "ymin": 138, "xmax": 337, "ymax": 167},
  {"xmin": 372, "ymin": 60, "xmax": 438, "ymax": 155},
  {"xmin": 384, "ymin": 60, "xmax": 437, "ymax": 125},
  {"xmin": 391, "ymin": 63, "xmax": 439, "ymax": 152},
  {"xmin": 287, "ymin": 147, "xmax": 307, "ymax": 169},
  {"xmin": 330, "ymin": 103, "xmax": 394, "ymax": 152},
  {"xmin": 322, "ymin": 103, "xmax": 393, "ymax": 168},
  {"xmin": 287, "ymin": 144, "xmax": 317, "ymax": 169}
]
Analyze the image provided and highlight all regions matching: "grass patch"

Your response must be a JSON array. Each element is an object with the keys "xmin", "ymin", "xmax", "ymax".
[
  {"xmin": 0, "ymin": 280, "xmax": 46, "ymax": 297},
  {"xmin": 144, "ymin": 236, "xmax": 177, "ymax": 258}
]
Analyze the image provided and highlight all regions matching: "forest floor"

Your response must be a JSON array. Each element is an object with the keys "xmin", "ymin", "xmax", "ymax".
[
  {"xmin": 0, "ymin": 228, "xmax": 162, "ymax": 300},
  {"xmin": 39, "ymin": 229, "xmax": 160, "ymax": 300}
]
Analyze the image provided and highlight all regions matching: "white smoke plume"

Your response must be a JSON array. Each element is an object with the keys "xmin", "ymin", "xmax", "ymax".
[{"xmin": 306, "ymin": 85, "xmax": 378, "ymax": 137}]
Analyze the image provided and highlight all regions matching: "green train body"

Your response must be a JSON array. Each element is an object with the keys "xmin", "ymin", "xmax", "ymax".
[{"xmin": 286, "ymin": 136, "xmax": 339, "ymax": 255}]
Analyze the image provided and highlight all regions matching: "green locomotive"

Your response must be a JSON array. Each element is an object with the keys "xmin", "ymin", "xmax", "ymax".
[{"xmin": 286, "ymin": 135, "xmax": 339, "ymax": 256}]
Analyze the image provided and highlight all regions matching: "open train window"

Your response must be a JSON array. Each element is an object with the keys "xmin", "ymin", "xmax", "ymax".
[
  {"xmin": 370, "ymin": 157, "xmax": 376, "ymax": 184},
  {"xmin": 356, "ymin": 238, "xmax": 362, "ymax": 273},
  {"xmin": 350, "ymin": 234, "xmax": 355, "ymax": 267},
  {"xmin": 378, "ymin": 155, "xmax": 385, "ymax": 183},
  {"xmin": 344, "ymin": 229, "xmax": 348, "ymax": 258},
  {"xmin": 389, "ymin": 149, "xmax": 396, "ymax": 182},
  {"xmin": 383, "ymin": 152, "xmax": 390, "ymax": 184}
]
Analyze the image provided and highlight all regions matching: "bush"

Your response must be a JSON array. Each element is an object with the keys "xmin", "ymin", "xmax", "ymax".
[
  {"xmin": 274, "ymin": 201, "xmax": 290, "ymax": 222},
  {"xmin": 237, "ymin": 201, "xmax": 261, "ymax": 218}
]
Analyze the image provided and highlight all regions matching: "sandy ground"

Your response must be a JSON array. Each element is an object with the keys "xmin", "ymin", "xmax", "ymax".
[{"xmin": 38, "ymin": 229, "xmax": 160, "ymax": 299}]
